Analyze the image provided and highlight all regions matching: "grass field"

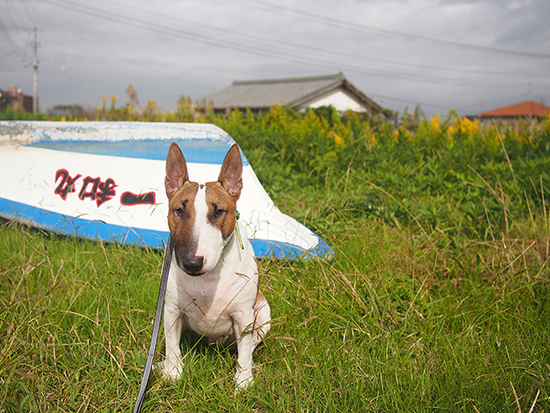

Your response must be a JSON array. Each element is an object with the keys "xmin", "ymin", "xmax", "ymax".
[
  {"xmin": 1, "ymin": 108, "xmax": 550, "ymax": 411},
  {"xmin": 1, "ymin": 208, "xmax": 548, "ymax": 411}
]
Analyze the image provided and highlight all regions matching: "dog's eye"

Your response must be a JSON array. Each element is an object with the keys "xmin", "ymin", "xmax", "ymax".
[
  {"xmin": 212, "ymin": 205, "xmax": 227, "ymax": 219},
  {"xmin": 175, "ymin": 203, "xmax": 186, "ymax": 217}
]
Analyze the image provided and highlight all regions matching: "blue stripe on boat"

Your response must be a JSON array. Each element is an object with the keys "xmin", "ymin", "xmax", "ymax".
[
  {"xmin": 25, "ymin": 139, "xmax": 250, "ymax": 166},
  {"xmin": 0, "ymin": 197, "xmax": 331, "ymax": 259}
]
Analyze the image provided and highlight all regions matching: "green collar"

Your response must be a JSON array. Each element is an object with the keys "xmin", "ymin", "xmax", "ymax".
[{"xmin": 223, "ymin": 210, "xmax": 244, "ymax": 250}]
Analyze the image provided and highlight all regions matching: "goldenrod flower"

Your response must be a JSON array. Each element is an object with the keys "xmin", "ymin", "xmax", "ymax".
[
  {"xmin": 332, "ymin": 131, "xmax": 344, "ymax": 145},
  {"xmin": 429, "ymin": 114, "xmax": 441, "ymax": 134},
  {"xmin": 447, "ymin": 116, "xmax": 480, "ymax": 138}
]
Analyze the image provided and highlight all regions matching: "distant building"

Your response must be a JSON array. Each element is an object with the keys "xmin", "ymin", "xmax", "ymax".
[
  {"xmin": 197, "ymin": 72, "xmax": 383, "ymax": 115},
  {"xmin": 0, "ymin": 85, "xmax": 34, "ymax": 113},
  {"xmin": 476, "ymin": 101, "xmax": 550, "ymax": 125}
]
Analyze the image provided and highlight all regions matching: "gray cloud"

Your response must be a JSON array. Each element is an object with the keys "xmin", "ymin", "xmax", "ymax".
[{"xmin": 1, "ymin": 0, "xmax": 548, "ymax": 117}]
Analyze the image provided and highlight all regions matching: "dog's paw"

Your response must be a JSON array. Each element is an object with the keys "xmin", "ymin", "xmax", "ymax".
[
  {"xmin": 155, "ymin": 359, "xmax": 183, "ymax": 381},
  {"xmin": 234, "ymin": 369, "xmax": 254, "ymax": 391}
]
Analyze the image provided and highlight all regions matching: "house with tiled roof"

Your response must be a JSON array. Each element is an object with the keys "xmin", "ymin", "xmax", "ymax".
[
  {"xmin": 196, "ymin": 72, "xmax": 383, "ymax": 115},
  {"xmin": 476, "ymin": 101, "xmax": 550, "ymax": 125}
]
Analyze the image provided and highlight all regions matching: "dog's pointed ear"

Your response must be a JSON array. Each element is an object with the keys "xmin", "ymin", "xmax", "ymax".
[
  {"xmin": 165, "ymin": 142, "xmax": 189, "ymax": 195},
  {"xmin": 218, "ymin": 144, "xmax": 243, "ymax": 198}
]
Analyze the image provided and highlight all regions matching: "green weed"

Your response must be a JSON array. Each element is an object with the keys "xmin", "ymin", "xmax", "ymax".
[
  {"xmin": 1, "ymin": 208, "xmax": 548, "ymax": 411},
  {"xmin": 1, "ymin": 96, "xmax": 550, "ymax": 411}
]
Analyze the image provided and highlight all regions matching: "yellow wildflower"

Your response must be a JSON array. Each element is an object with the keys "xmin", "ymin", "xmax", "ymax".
[
  {"xmin": 458, "ymin": 117, "xmax": 480, "ymax": 136},
  {"xmin": 332, "ymin": 131, "xmax": 344, "ymax": 145},
  {"xmin": 429, "ymin": 114, "xmax": 441, "ymax": 134},
  {"xmin": 447, "ymin": 126, "xmax": 455, "ymax": 143},
  {"xmin": 447, "ymin": 116, "xmax": 480, "ymax": 138},
  {"xmin": 391, "ymin": 130, "xmax": 399, "ymax": 141}
]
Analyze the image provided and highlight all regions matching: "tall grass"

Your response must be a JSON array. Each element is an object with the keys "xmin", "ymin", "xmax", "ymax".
[
  {"xmin": 218, "ymin": 106, "xmax": 550, "ymax": 240},
  {"xmin": 1, "ymin": 213, "xmax": 548, "ymax": 411},
  {"xmin": 1, "ymin": 98, "xmax": 549, "ymax": 411}
]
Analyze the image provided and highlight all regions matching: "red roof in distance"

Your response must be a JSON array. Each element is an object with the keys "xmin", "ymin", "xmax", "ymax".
[{"xmin": 478, "ymin": 101, "xmax": 550, "ymax": 118}]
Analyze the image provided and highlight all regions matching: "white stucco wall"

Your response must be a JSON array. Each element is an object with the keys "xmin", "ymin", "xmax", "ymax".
[{"xmin": 307, "ymin": 90, "xmax": 367, "ymax": 112}]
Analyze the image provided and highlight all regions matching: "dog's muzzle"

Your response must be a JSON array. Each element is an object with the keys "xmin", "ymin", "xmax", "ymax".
[{"xmin": 175, "ymin": 253, "xmax": 205, "ymax": 276}]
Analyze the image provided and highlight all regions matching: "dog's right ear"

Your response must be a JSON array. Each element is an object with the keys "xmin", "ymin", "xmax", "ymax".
[{"xmin": 165, "ymin": 142, "xmax": 189, "ymax": 195}]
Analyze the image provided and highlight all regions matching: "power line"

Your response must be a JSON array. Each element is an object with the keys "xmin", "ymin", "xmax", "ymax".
[
  {"xmin": 35, "ymin": 0, "xmax": 550, "ymax": 89},
  {"xmin": 230, "ymin": 0, "xmax": 550, "ymax": 60},
  {"xmin": 31, "ymin": 2, "xmax": 216, "ymax": 93},
  {"xmin": 95, "ymin": 0, "xmax": 549, "ymax": 79},
  {"xmin": 14, "ymin": 0, "xmax": 550, "ymax": 113},
  {"xmin": 32, "ymin": 26, "xmax": 38, "ymax": 114},
  {"xmin": 0, "ymin": 44, "xmax": 26, "ymax": 62},
  {"xmin": 0, "ymin": 15, "xmax": 21, "ymax": 53},
  {"xmin": 0, "ymin": 0, "xmax": 31, "ymax": 49}
]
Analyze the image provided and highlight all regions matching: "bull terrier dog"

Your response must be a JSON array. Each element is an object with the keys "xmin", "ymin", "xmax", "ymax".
[{"xmin": 157, "ymin": 142, "xmax": 271, "ymax": 390}]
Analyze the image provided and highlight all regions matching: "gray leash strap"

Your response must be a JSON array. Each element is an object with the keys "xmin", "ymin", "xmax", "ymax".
[{"xmin": 133, "ymin": 235, "xmax": 173, "ymax": 413}]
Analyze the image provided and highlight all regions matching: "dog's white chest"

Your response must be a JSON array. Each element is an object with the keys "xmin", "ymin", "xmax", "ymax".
[{"xmin": 167, "ymin": 257, "xmax": 257, "ymax": 337}]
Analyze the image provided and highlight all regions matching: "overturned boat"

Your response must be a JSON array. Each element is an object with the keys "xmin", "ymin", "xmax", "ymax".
[{"xmin": 0, "ymin": 121, "xmax": 332, "ymax": 259}]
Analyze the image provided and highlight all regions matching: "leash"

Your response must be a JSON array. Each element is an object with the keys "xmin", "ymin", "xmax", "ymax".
[
  {"xmin": 133, "ymin": 234, "xmax": 173, "ymax": 413},
  {"xmin": 133, "ymin": 212, "xmax": 241, "ymax": 412}
]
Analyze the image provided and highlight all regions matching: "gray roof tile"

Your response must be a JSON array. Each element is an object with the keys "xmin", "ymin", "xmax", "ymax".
[{"xmin": 197, "ymin": 72, "xmax": 381, "ymax": 113}]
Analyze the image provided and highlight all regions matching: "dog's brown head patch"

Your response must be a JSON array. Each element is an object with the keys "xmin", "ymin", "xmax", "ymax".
[
  {"xmin": 165, "ymin": 143, "xmax": 202, "ymax": 273},
  {"xmin": 204, "ymin": 181, "xmax": 237, "ymax": 239},
  {"xmin": 164, "ymin": 142, "xmax": 243, "ymax": 275},
  {"xmin": 201, "ymin": 143, "xmax": 244, "ymax": 238}
]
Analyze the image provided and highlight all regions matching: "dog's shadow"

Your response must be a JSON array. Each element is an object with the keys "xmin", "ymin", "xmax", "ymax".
[
  {"xmin": 154, "ymin": 331, "xmax": 265, "ymax": 391},
  {"xmin": 178, "ymin": 329, "xmax": 239, "ymax": 355},
  {"xmin": 156, "ymin": 330, "xmax": 268, "ymax": 380}
]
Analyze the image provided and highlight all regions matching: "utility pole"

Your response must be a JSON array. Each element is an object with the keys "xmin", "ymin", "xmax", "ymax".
[{"xmin": 32, "ymin": 27, "xmax": 38, "ymax": 115}]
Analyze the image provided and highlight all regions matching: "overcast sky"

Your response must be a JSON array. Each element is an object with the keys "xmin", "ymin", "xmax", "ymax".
[{"xmin": 1, "ymin": 0, "xmax": 549, "ymax": 117}]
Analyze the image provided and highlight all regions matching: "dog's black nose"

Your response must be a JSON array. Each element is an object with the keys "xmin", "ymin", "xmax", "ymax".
[{"xmin": 182, "ymin": 255, "xmax": 204, "ymax": 276}]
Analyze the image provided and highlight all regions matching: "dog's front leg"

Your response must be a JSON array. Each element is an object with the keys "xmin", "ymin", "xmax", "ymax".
[
  {"xmin": 232, "ymin": 310, "xmax": 255, "ymax": 390},
  {"xmin": 159, "ymin": 305, "xmax": 184, "ymax": 380}
]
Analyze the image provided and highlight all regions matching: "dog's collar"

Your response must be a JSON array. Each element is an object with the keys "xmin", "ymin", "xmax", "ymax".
[{"xmin": 223, "ymin": 210, "xmax": 245, "ymax": 251}]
